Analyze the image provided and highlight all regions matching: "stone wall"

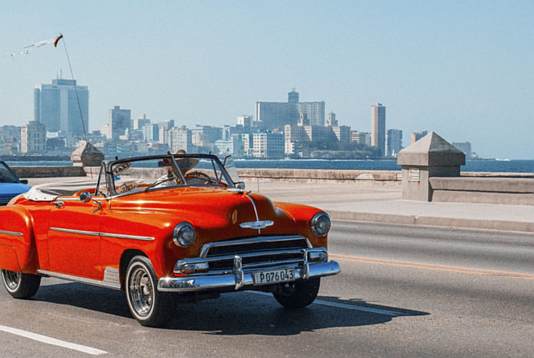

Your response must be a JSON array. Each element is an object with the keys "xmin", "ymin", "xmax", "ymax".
[
  {"xmin": 237, "ymin": 168, "xmax": 402, "ymax": 185},
  {"xmin": 430, "ymin": 177, "xmax": 534, "ymax": 205},
  {"xmin": 13, "ymin": 166, "xmax": 86, "ymax": 178}
]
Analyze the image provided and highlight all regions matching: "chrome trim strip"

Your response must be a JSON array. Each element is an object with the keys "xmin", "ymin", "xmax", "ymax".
[
  {"xmin": 199, "ymin": 235, "xmax": 311, "ymax": 258},
  {"xmin": 37, "ymin": 269, "xmax": 121, "ymax": 290},
  {"xmin": 0, "ymin": 229, "xmax": 24, "ymax": 237},
  {"xmin": 100, "ymin": 232, "xmax": 154, "ymax": 241},
  {"xmin": 244, "ymin": 193, "xmax": 261, "ymax": 234},
  {"xmin": 50, "ymin": 227, "xmax": 99, "ymax": 237},
  {"xmin": 49, "ymin": 227, "xmax": 154, "ymax": 241}
]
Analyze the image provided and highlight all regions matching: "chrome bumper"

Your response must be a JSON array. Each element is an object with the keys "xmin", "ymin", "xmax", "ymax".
[{"xmin": 157, "ymin": 259, "xmax": 340, "ymax": 293}]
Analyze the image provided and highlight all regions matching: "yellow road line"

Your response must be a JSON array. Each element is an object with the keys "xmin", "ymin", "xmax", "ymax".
[{"xmin": 330, "ymin": 254, "xmax": 534, "ymax": 280}]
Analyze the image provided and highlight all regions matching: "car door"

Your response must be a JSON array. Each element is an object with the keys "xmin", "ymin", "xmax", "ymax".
[{"xmin": 46, "ymin": 196, "xmax": 105, "ymax": 280}]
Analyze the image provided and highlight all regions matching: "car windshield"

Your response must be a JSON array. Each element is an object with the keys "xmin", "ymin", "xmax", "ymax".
[
  {"xmin": 106, "ymin": 154, "xmax": 236, "ymax": 196},
  {"xmin": 0, "ymin": 162, "xmax": 18, "ymax": 183}
]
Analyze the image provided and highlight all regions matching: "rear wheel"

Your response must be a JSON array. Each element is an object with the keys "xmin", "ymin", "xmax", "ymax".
[
  {"xmin": 1, "ymin": 270, "xmax": 41, "ymax": 299},
  {"xmin": 273, "ymin": 278, "xmax": 320, "ymax": 309},
  {"xmin": 125, "ymin": 256, "xmax": 175, "ymax": 327}
]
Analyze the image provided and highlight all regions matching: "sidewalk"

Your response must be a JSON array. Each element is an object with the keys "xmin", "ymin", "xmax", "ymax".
[{"xmin": 253, "ymin": 181, "xmax": 534, "ymax": 234}]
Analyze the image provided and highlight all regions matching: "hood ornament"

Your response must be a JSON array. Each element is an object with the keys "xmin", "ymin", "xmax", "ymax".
[{"xmin": 240, "ymin": 220, "xmax": 274, "ymax": 230}]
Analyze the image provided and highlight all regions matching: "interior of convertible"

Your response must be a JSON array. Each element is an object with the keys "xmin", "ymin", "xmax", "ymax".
[{"xmin": 23, "ymin": 154, "xmax": 239, "ymax": 202}]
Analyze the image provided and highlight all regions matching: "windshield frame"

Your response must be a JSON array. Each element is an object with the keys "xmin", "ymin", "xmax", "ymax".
[
  {"xmin": 0, "ymin": 161, "xmax": 20, "ymax": 184},
  {"xmin": 103, "ymin": 153, "xmax": 236, "ymax": 197}
]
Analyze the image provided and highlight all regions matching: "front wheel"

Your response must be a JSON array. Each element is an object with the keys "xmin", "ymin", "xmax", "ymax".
[
  {"xmin": 125, "ymin": 256, "xmax": 175, "ymax": 327},
  {"xmin": 1, "ymin": 270, "xmax": 41, "ymax": 299},
  {"xmin": 273, "ymin": 278, "xmax": 320, "ymax": 309}
]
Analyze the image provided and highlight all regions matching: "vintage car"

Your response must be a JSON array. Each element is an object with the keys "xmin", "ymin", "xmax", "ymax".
[
  {"xmin": 0, "ymin": 161, "xmax": 30, "ymax": 205},
  {"xmin": 0, "ymin": 153, "xmax": 340, "ymax": 327}
]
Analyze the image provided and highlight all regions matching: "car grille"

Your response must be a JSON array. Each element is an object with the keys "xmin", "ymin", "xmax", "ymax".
[{"xmin": 200, "ymin": 236, "xmax": 310, "ymax": 273}]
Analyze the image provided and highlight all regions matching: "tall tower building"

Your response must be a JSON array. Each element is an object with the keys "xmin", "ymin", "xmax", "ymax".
[
  {"xmin": 110, "ymin": 106, "xmax": 131, "ymax": 141},
  {"xmin": 371, "ymin": 103, "xmax": 386, "ymax": 157},
  {"xmin": 288, "ymin": 89, "xmax": 299, "ymax": 104},
  {"xmin": 34, "ymin": 78, "xmax": 89, "ymax": 138}
]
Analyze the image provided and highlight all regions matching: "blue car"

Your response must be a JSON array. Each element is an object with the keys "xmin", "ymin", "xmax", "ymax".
[{"xmin": 0, "ymin": 161, "xmax": 30, "ymax": 205}]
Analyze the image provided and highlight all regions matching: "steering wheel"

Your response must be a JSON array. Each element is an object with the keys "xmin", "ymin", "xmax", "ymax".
[{"xmin": 185, "ymin": 171, "xmax": 219, "ymax": 185}]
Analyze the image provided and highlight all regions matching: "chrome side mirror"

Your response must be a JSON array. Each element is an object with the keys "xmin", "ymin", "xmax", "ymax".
[
  {"xmin": 235, "ymin": 181, "xmax": 245, "ymax": 190},
  {"xmin": 80, "ymin": 192, "xmax": 93, "ymax": 203}
]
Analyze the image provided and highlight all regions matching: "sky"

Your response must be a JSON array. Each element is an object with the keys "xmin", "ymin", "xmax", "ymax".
[{"xmin": 1, "ymin": 0, "xmax": 533, "ymax": 159}]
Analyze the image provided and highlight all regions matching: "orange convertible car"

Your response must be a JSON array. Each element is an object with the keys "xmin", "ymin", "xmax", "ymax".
[{"xmin": 0, "ymin": 153, "xmax": 340, "ymax": 327}]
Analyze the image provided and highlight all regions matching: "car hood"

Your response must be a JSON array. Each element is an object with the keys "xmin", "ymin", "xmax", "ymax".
[{"xmin": 110, "ymin": 186, "xmax": 299, "ymax": 238}]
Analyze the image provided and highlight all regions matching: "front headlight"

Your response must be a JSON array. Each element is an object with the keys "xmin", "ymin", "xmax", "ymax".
[
  {"xmin": 310, "ymin": 212, "xmax": 331, "ymax": 237},
  {"xmin": 173, "ymin": 222, "xmax": 196, "ymax": 247}
]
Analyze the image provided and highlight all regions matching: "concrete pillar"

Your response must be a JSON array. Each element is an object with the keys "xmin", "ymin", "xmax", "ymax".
[
  {"xmin": 397, "ymin": 132, "xmax": 465, "ymax": 201},
  {"xmin": 71, "ymin": 140, "xmax": 104, "ymax": 167}
]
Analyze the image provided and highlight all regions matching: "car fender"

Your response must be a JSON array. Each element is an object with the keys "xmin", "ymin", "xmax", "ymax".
[{"xmin": 0, "ymin": 206, "xmax": 38, "ymax": 273}]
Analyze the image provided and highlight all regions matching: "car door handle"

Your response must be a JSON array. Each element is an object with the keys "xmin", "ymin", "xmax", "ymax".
[{"xmin": 54, "ymin": 200, "xmax": 64, "ymax": 208}]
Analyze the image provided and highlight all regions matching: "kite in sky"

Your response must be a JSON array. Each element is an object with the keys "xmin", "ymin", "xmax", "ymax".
[{"xmin": 5, "ymin": 33, "xmax": 63, "ymax": 58}]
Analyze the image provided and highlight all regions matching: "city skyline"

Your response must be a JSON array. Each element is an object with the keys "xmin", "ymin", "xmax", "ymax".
[{"xmin": 1, "ymin": 1, "xmax": 533, "ymax": 158}]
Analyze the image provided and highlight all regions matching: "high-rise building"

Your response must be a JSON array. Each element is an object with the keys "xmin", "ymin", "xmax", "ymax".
[
  {"xmin": 326, "ymin": 112, "xmax": 338, "ymax": 127},
  {"xmin": 169, "ymin": 126, "xmax": 193, "ymax": 153},
  {"xmin": 288, "ymin": 89, "xmax": 299, "ymax": 104},
  {"xmin": 256, "ymin": 89, "xmax": 326, "ymax": 129},
  {"xmin": 333, "ymin": 125, "xmax": 351, "ymax": 145},
  {"xmin": 132, "ymin": 114, "xmax": 151, "ymax": 130},
  {"xmin": 110, "ymin": 106, "xmax": 131, "ymax": 141},
  {"xmin": 411, "ymin": 130, "xmax": 428, "ymax": 144},
  {"xmin": 386, "ymin": 129, "xmax": 403, "ymax": 157},
  {"xmin": 236, "ymin": 115, "xmax": 253, "ymax": 131},
  {"xmin": 20, "ymin": 121, "xmax": 46, "ymax": 154},
  {"xmin": 191, "ymin": 125, "xmax": 223, "ymax": 149},
  {"xmin": 299, "ymin": 102, "xmax": 325, "ymax": 126},
  {"xmin": 252, "ymin": 132, "xmax": 284, "ymax": 159},
  {"xmin": 371, "ymin": 103, "xmax": 386, "ymax": 157},
  {"xmin": 143, "ymin": 124, "xmax": 160, "ymax": 143},
  {"xmin": 34, "ymin": 78, "xmax": 89, "ymax": 138}
]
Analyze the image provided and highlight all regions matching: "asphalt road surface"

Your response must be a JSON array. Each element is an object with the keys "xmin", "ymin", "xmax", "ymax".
[{"xmin": 1, "ymin": 222, "xmax": 534, "ymax": 357}]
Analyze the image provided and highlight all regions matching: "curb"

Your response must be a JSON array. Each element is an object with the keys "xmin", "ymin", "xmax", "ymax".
[{"xmin": 327, "ymin": 210, "xmax": 534, "ymax": 234}]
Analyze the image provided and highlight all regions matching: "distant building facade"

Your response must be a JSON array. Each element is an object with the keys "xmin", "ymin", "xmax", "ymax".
[
  {"xmin": 34, "ymin": 78, "xmax": 89, "ymax": 138},
  {"xmin": 351, "ymin": 131, "xmax": 371, "ymax": 146},
  {"xmin": 169, "ymin": 126, "xmax": 193, "ymax": 153},
  {"xmin": 371, "ymin": 103, "xmax": 386, "ymax": 157},
  {"xmin": 386, "ymin": 129, "xmax": 403, "ymax": 157},
  {"xmin": 109, "ymin": 106, "xmax": 131, "ymax": 141},
  {"xmin": 256, "ymin": 90, "xmax": 326, "ymax": 130},
  {"xmin": 20, "ymin": 121, "xmax": 46, "ymax": 154},
  {"xmin": 252, "ymin": 132, "xmax": 284, "ymax": 159}
]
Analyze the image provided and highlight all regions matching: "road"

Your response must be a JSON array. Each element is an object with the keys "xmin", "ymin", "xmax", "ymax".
[{"xmin": 1, "ymin": 222, "xmax": 534, "ymax": 357}]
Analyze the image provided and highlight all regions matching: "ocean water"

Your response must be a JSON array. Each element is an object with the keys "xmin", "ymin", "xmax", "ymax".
[{"xmin": 6, "ymin": 159, "xmax": 534, "ymax": 173}]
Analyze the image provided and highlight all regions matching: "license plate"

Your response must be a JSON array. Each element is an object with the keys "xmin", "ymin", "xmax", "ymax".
[{"xmin": 253, "ymin": 269, "xmax": 296, "ymax": 285}]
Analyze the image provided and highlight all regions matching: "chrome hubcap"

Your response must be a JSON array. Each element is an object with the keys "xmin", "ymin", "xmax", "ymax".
[
  {"xmin": 128, "ymin": 267, "xmax": 154, "ymax": 317},
  {"xmin": 2, "ymin": 270, "xmax": 21, "ymax": 292}
]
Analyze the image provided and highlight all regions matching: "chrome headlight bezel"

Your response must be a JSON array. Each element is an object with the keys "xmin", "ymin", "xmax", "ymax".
[
  {"xmin": 173, "ymin": 222, "xmax": 196, "ymax": 248},
  {"xmin": 310, "ymin": 212, "xmax": 331, "ymax": 237}
]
